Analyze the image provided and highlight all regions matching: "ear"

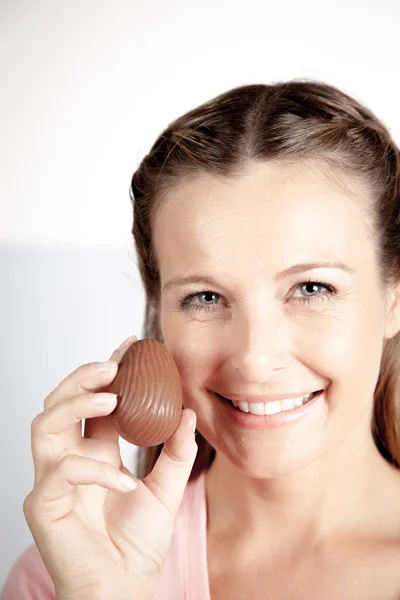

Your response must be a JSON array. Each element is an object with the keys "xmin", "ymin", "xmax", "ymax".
[{"xmin": 384, "ymin": 280, "xmax": 400, "ymax": 339}]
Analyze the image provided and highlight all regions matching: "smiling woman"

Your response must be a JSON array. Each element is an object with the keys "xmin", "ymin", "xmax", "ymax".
[
  {"xmin": 129, "ymin": 80, "xmax": 400, "ymax": 598},
  {"xmin": 4, "ymin": 80, "xmax": 400, "ymax": 600}
]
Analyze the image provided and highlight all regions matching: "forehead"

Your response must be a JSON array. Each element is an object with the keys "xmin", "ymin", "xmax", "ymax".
[{"xmin": 153, "ymin": 162, "xmax": 369, "ymax": 274}]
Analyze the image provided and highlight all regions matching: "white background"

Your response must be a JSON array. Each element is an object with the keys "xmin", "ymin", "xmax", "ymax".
[{"xmin": 1, "ymin": 0, "xmax": 399, "ymax": 591}]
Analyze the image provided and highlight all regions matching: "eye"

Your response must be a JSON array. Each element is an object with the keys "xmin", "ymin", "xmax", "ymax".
[
  {"xmin": 179, "ymin": 290, "xmax": 221, "ymax": 314},
  {"xmin": 292, "ymin": 280, "xmax": 336, "ymax": 303}
]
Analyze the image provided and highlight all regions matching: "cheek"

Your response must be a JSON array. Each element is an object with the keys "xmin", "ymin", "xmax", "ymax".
[
  {"xmin": 291, "ymin": 302, "xmax": 385, "ymax": 388},
  {"xmin": 161, "ymin": 323, "xmax": 216, "ymax": 399},
  {"xmin": 294, "ymin": 317, "xmax": 358, "ymax": 376}
]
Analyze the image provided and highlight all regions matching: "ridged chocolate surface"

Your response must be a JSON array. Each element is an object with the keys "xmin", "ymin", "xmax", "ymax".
[{"xmin": 109, "ymin": 339, "xmax": 182, "ymax": 446}]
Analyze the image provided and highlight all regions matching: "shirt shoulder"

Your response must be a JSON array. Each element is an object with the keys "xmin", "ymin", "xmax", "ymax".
[
  {"xmin": 1, "ymin": 543, "xmax": 55, "ymax": 600},
  {"xmin": 152, "ymin": 470, "xmax": 209, "ymax": 600}
]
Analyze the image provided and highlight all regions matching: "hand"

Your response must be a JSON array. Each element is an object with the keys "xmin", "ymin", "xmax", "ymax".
[{"xmin": 23, "ymin": 336, "xmax": 197, "ymax": 600}]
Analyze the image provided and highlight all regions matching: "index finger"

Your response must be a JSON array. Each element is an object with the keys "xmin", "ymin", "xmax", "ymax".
[{"xmin": 83, "ymin": 336, "xmax": 138, "ymax": 440}]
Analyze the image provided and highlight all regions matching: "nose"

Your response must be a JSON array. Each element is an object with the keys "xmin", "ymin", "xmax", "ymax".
[{"xmin": 228, "ymin": 305, "xmax": 290, "ymax": 384}]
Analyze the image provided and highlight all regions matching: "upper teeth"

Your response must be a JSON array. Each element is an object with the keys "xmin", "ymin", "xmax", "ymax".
[{"xmin": 231, "ymin": 392, "xmax": 315, "ymax": 415}]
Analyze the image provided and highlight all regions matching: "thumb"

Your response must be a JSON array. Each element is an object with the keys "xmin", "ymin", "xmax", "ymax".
[{"xmin": 144, "ymin": 408, "xmax": 198, "ymax": 517}]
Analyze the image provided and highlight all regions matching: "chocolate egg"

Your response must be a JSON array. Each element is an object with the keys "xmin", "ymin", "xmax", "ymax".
[{"xmin": 109, "ymin": 339, "xmax": 183, "ymax": 446}]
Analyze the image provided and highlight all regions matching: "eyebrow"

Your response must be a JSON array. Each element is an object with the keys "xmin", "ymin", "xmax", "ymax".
[{"xmin": 163, "ymin": 262, "xmax": 355, "ymax": 292}]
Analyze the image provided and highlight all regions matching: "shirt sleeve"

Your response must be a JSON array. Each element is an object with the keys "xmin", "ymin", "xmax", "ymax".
[{"xmin": 0, "ymin": 544, "xmax": 55, "ymax": 600}]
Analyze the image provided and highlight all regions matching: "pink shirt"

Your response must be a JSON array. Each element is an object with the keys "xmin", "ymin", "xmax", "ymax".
[{"xmin": 1, "ymin": 470, "xmax": 210, "ymax": 600}]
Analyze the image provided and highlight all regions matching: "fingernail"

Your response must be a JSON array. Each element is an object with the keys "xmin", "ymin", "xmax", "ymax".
[
  {"xmin": 119, "ymin": 473, "xmax": 138, "ymax": 490},
  {"xmin": 94, "ymin": 361, "xmax": 117, "ymax": 372},
  {"xmin": 92, "ymin": 393, "xmax": 118, "ymax": 404},
  {"xmin": 119, "ymin": 335, "xmax": 138, "ymax": 350},
  {"xmin": 187, "ymin": 411, "xmax": 197, "ymax": 433}
]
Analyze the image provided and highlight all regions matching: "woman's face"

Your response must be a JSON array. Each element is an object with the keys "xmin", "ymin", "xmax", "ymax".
[{"xmin": 153, "ymin": 161, "xmax": 394, "ymax": 478}]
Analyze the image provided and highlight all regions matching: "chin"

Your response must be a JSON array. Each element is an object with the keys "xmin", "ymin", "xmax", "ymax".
[{"xmin": 217, "ymin": 438, "xmax": 327, "ymax": 480}]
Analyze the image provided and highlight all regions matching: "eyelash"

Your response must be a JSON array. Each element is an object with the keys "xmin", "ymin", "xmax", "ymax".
[{"xmin": 179, "ymin": 280, "xmax": 337, "ymax": 314}]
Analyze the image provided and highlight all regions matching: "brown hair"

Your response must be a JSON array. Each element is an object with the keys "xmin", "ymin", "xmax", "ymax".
[{"xmin": 130, "ymin": 79, "xmax": 400, "ymax": 480}]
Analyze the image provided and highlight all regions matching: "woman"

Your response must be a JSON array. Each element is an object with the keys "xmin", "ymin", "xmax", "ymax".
[{"xmin": 2, "ymin": 80, "xmax": 400, "ymax": 600}]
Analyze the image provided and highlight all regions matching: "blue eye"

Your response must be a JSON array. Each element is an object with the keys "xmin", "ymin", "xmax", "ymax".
[
  {"xmin": 294, "ymin": 281, "xmax": 335, "ymax": 301},
  {"xmin": 179, "ymin": 291, "xmax": 221, "ymax": 314}
]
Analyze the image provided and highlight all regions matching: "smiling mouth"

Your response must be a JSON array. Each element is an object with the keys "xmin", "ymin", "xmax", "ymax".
[{"xmin": 215, "ymin": 390, "xmax": 323, "ymax": 416}]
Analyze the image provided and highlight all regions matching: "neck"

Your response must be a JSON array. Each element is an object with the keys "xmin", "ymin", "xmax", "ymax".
[{"xmin": 206, "ymin": 420, "xmax": 399, "ymax": 553}]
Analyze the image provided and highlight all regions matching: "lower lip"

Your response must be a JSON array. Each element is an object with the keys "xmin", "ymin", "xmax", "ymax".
[{"xmin": 214, "ymin": 391, "xmax": 323, "ymax": 429}]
